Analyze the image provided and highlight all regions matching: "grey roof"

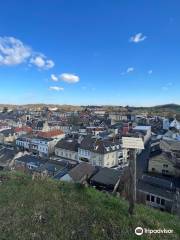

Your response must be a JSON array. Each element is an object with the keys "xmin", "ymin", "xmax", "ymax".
[
  {"xmin": 161, "ymin": 140, "xmax": 180, "ymax": 152},
  {"xmin": 137, "ymin": 174, "xmax": 176, "ymax": 200},
  {"xmin": 90, "ymin": 168, "xmax": 121, "ymax": 186},
  {"xmin": 141, "ymin": 174, "xmax": 175, "ymax": 190},
  {"xmin": 15, "ymin": 155, "xmax": 47, "ymax": 166},
  {"xmin": 68, "ymin": 162, "xmax": 97, "ymax": 182},
  {"xmin": 55, "ymin": 138, "xmax": 79, "ymax": 152},
  {"xmin": 39, "ymin": 162, "xmax": 64, "ymax": 173},
  {"xmin": 138, "ymin": 179, "xmax": 175, "ymax": 200},
  {"xmin": 53, "ymin": 168, "xmax": 69, "ymax": 179},
  {"xmin": 0, "ymin": 146, "xmax": 16, "ymax": 166},
  {"xmin": 79, "ymin": 136, "xmax": 121, "ymax": 154},
  {"xmin": 0, "ymin": 128, "xmax": 15, "ymax": 137}
]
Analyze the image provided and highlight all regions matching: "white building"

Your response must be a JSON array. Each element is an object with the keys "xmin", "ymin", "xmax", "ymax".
[
  {"xmin": 16, "ymin": 137, "xmax": 58, "ymax": 157},
  {"xmin": 163, "ymin": 118, "xmax": 170, "ymax": 130},
  {"xmin": 133, "ymin": 126, "xmax": 151, "ymax": 145},
  {"xmin": 170, "ymin": 119, "xmax": 180, "ymax": 130},
  {"xmin": 78, "ymin": 137, "xmax": 122, "ymax": 168},
  {"xmin": 55, "ymin": 138, "xmax": 79, "ymax": 161}
]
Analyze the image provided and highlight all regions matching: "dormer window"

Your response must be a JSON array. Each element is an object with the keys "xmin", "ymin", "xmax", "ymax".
[
  {"xmin": 106, "ymin": 147, "xmax": 110, "ymax": 152},
  {"xmin": 111, "ymin": 146, "xmax": 115, "ymax": 150}
]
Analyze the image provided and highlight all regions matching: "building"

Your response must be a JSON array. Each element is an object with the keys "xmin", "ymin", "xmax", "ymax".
[
  {"xmin": 170, "ymin": 119, "xmax": 180, "ymax": 130},
  {"xmin": 137, "ymin": 174, "xmax": 180, "ymax": 214},
  {"xmin": 55, "ymin": 138, "xmax": 79, "ymax": 161},
  {"xmin": 150, "ymin": 135, "xmax": 161, "ymax": 154},
  {"xmin": 14, "ymin": 126, "xmax": 32, "ymax": 136},
  {"xmin": 163, "ymin": 118, "xmax": 170, "ymax": 130},
  {"xmin": 0, "ymin": 128, "xmax": 17, "ymax": 144},
  {"xmin": 133, "ymin": 126, "xmax": 151, "ymax": 145},
  {"xmin": 109, "ymin": 111, "xmax": 128, "ymax": 123},
  {"xmin": 14, "ymin": 154, "xmax": 47, "ymax": 172},
  {"xmin": 37, "ymin": 129, "xmax": 65, "ymax": 140},
  {"xmin": 16, "ymin": 136, "xmax": 58, "ymax": 157},
  {"xmin": 148, "ymin": 152, "xmax": 180, "ymax": 177},
  {"xmin": 78, "ymin": 136, "xmax": 122, "ymax": 168},
  {"xmin": 90, "ymin": 167, "xmax": 122, "ymax": 192},
  {"xmin": 60, "ymin": 162, "xmax": 97, "ymax": 183}
]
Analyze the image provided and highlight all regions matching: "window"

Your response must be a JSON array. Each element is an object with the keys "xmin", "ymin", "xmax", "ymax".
[
  {"xmin": 162, "ymin": 169, "xmax": 169, "ymax": 174},
  {"xmin": 156, "ymin": 197, "xmax": 160, "ymax": 204},
  {"xmin": 151, "ymin": 195, "xmax": 155, "ymax": 202},
  {"xmin": 163, "ymin": 164, "xmax": 168, "ymax": 168},
  {"xmin": 146, "ymin": 194, "xmax": 150, "ymax": 201},
  {"xmin": 161, "ymin": 199, "xmax": 165, "ymax": 206}
]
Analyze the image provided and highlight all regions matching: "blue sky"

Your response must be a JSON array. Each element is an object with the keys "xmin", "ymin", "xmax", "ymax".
[{"xmin": 0, "ymin": 0, "xmax": 180, "ymax": 106}]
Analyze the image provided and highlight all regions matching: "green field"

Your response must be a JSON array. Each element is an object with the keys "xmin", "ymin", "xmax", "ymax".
[{"xmin": 0, "ymin": 171, "xmax": 179, "ymax": 240}]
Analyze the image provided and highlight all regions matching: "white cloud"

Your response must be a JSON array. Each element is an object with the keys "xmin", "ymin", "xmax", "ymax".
[
  {"xmin": 51, "ymin": 74, "xmax": 58, "ymax": 82},
  {"xmin": 46, "ymin": 60, "xmax": 54, "ymax": 69},
  {"xmin": 126, "ymin": 67, "xmax": 134, "ymax": 73},
  {"xmin": 148, "ymin": 70, "xmax": 153, "ymax": 74},
  {"xmin": 30, "ymin": 54, "xmax": 54, "ymax": 70},
  {"xmin": 129, "ymin": 33, "xmax": 147, "ymax": 43},
  {"xmin": 49, "ymin": 86, "xmax": 64, "ymax": 91},
  {"xmin": 0, "ymin": 36, "xmax": 54, "ymax": 69},
  {"xmin": 121, "ymin": 67, "xmax": 134, "ymax": 75},
  {"xmin": 50, "ymin": 73, "xmax": 80, "ymax": 83},
  {"xmin": 60, "ymin": 73, "xmax": 80, "ymax": 83},
  {"xmin": 30, "ymin": 56, "xmax": 45, "ymax": 68},
  {"xmin": 0, "ymin": 37, "xmax": 31, "ymax": 65}
]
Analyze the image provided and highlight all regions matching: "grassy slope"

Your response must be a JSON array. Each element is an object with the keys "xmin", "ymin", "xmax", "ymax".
[{"xmin": 0, "ymin": 172, "xmax": 180, "ymax": 240}]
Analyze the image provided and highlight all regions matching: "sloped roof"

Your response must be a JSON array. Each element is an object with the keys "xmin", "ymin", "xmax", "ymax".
[
  {"xmin": 79, "ymin": 136, "xmax": 121, "ymax": 154},
  {"xmin": 0, "ymin": 147, "xmax": 16, "ymax": 166},
  {"xmin": 69, "ymin": 162, "xmax": 96, "ymax": 182},
  {"xmin": 90, "ymin": 168, "xmax": 121, "ymax": 186},
  {"xmin": 15, "ymin": 126, "xmax": 32, "ymax": 133},
  {"xmin": 38, "ymin": 129, "xmax": 64, "ymax": 138},
  {"xmin": 55, "ymin": 138, "xmax": 79, "ymax": 152}
]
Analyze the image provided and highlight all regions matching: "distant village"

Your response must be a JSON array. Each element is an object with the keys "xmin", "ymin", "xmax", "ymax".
[{"xmin": 0, "ymin": 105, "xmax": 180, "ymax": 216}]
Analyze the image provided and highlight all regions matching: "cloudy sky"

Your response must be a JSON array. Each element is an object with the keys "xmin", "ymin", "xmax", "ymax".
[{"xmin": 0, "ymin": 0, "xmax": 180, "ymax": 106}]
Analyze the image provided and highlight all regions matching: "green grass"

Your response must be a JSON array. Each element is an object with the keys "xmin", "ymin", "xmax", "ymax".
[{"xmin": 0, "ymin": 171, "xmax": 180, "ymax": 240}]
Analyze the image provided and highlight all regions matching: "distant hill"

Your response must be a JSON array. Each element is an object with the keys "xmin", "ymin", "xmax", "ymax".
[
  {"xmin": 0, "ymin": 171, "xmax": 180, "ymax": 240},
  {"xmin": 153, "ymin": 104, "xmax": 180, "ymax": 111},
  {"xmin": 1, "ymin": 103, "xmax": 180, "ymax": 115},
  {"xmin": 129, "ymin": 104, "xmax": 180, "ymax": 117}
]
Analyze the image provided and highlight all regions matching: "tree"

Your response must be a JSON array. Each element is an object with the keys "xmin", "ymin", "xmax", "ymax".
[{"xmin": 2, "ymin": 106, "xmax": 8, "ymax": 113}]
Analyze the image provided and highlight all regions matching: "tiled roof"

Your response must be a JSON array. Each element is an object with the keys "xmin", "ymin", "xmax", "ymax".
[
  {"xmin": 15, "ymin": 126, "xmax": 32, "ymax": 133},
  {"xmin": 37, "ymin": 129, "xmax": 64, "ymax": 138}
]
